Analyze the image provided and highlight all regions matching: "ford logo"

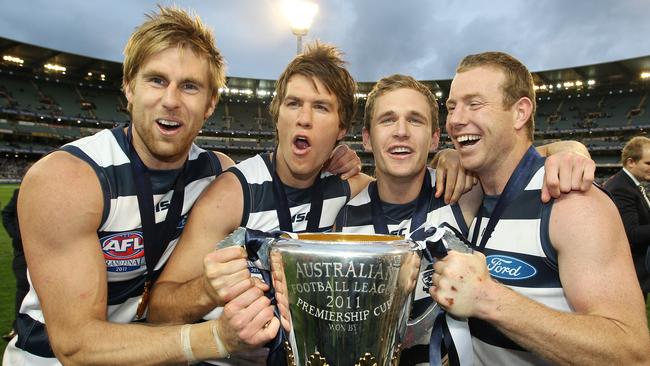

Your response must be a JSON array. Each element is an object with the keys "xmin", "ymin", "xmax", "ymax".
[{"xmin": 486, "ymin": 255, "xmax": 536, "ymax": 280}]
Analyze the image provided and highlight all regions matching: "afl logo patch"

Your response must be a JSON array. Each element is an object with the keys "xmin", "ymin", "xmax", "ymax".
[
  {"xmin": 101, "ymin": 231, "xmax": 145, "ymax": 272},
  {"xmin": 486, "ymin": 255, "xmax": 536, "ymax": 280}
]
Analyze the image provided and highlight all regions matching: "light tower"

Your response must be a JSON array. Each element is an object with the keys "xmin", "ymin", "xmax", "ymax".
[{"xmin": 283, "ymin": 0, "xmax": 319, "ymax": 54}]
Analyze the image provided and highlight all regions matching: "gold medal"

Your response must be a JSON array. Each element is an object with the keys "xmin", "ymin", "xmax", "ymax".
[{"xmin": 135, "ymin": 280, "xmax": 151, "ymax": 320}]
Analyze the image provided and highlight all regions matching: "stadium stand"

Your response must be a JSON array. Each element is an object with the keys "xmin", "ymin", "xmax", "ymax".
[{"xmin": 1, "ymin": 36, "xmax": 650, "ymax": 179}]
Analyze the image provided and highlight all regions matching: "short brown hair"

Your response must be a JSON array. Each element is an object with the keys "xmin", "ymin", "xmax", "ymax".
[
  {"xmin": 457, "ymin": 52, "xmax": 536, "ymax": 141},
  {"xmin": 122, "ymin": 6, "xmax": 226, "ymax": 107},
  {"xmin": 621, "ymin": 136, "xmax": 650, "ymax": 165},
  {"xmin": 364, "ymin": 74, "xmax": 439, "ymax": 133},
  {"xmin": 269, "ymin": 41, "xmax": 357, "ymax": 134}
]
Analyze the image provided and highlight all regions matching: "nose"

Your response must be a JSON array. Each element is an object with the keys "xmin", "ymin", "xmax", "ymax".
[
  {"xmin": 161, "ymin": 84, "xmax": 181, "ymax": 110},
  {"xmin": 392, "ymin": 117, "xmax": 409, "ymax": 138},
  {"xmin": 446, "ymin": 106, "xmax": 466, "ymax": 134},
  {"xmin": 296, "ymin": 104, "xmax": 313, "ymax": 128}
]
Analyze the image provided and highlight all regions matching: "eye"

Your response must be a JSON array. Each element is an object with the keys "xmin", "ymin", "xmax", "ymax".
[
  {"xmin": 148, "ymin": 77, "xmax": 166, "ymax": 87},
  {"xmin": 409, "ymin": 117, "xmax": 425, "ymax": 125},
  {"xmin": 446, "ymin": 105, "xmax": 455, "ymax": 112},
  {"xmin": 314, "ymin": 104, "xmax": 329, "ymax": 112},
  {"xmin": 469, "ymin": 101, "xmax": 482, "ymax": 109},
  {"xmin": 285, "ymin": 100, "xmax": 299, "ymax": 108},
  {"xmin": 182, "ymin": 83, "xmax": 199, "ymax": 94}
]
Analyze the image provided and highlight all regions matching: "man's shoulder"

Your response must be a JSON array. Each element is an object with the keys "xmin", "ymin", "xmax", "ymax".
[
  {"xmin": 552, "ymin": 184, "xmax": 619, "ymax": 222},
  {"xmin": 231, "ymin": 154, "xmax": 268, "ymax": 177},
  {"xmin": 344, "ymin": 183, "xmax": 370, "ymax": 206},
  {"xmin": 60, "ymin": 128, "xmax": 127, "ymax": 168}
]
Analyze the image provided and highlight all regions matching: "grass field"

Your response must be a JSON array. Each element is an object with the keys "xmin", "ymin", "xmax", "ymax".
[
  {"xmin": 1, "ymin": 184, "xmax": 20, "ymax": 358},
  {"xmin": 0, "ymin": 183, "xmax": 648, "ymax": 359}
]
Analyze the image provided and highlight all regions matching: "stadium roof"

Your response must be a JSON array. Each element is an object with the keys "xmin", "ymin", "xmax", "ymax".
[{"xmin": 2, "ymin": 36, "xmax": 650, "ymax": 95}]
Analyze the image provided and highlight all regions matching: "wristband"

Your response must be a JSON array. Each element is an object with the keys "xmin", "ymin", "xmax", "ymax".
[
  {"xmin": 210, "ymin": 321, "xmax": 231, "ymax": 359},
  {"xmin": 181, "ymin": 324, "xmax": 197, "ymax": 364}
]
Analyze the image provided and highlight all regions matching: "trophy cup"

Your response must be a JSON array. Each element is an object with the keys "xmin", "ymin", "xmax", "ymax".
[{"xmin": 268, "ymin": 232, "xmax": 421, "ymax": 366}]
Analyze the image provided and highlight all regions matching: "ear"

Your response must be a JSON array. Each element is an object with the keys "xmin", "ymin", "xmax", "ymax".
[
  {"xmin": 124, "ymin": 81, "xmax": 134, "ymax": 103},
  {"xmin": 513, "ymin": 97, "xmax": 533, "ymax": 131},
  {"xmin": 361, "ymin": 127, "xmax": 373, "ymax": 152},
  {"xmin": 204, "ymin": 94, "xmax": 218, "ymax": 120},
  {"xmin": 429, "ymin": 128, "xmax": 441, "ymax": 153},
  {"xmin": 336, "ymin": 125, "xmax": 347, "ymax": 142}
]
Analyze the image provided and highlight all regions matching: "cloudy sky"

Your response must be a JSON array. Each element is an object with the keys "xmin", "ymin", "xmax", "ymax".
[{"xmin": 0, "ymin": 0, "xmax": 648, "ymax": 82}]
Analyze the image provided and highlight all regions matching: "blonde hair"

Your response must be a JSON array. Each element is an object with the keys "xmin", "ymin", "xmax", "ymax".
[
  {"xmin": 269, "ymin": 41, "xmax": 357, "ymax": 134},
  {"xmin": 122, "ymin": 6, "xmax": 226, "ymax": 110},
  {"xmin": 621, "ymin": 136, "xmax": 650, "ymax": 165},
  {"xmin": 457, "ymin": 52, "xmax": 536, "ymax": 141},
  {"xmin": 364, "ymin": 74, "xmax": 439, "ymax": 133}
]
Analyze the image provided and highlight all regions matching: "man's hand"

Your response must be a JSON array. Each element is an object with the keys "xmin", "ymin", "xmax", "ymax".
[
  {"xmin": 432, "ymin": 149, "xmax": 477, "ymax": 204},
  {"xmin": 430, "ymin": 251, "xmax": 495, "ymax": 318},
  {"xmin": 203, "ymin": 246, "xmax": 268, "ymax": 307},
  {"xmin": 323, "ymin": 144, "xmax": 362, "ymax": 180},
  {"xmin": 216, "ymin": 286, "xmax": 279, "ymax": 353},
  {"xmin": 542, "ymin": 151, "xmax": 595, "ymax": 203}
]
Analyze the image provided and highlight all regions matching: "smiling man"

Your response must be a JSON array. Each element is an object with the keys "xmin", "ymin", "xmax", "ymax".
[
  {"xmin": 431, "ymin": 51, "xmax": 650, "ymax": 365},
  {"xmin": 3, "ymin": 7, "xmax": 281, "ymax": 366}
]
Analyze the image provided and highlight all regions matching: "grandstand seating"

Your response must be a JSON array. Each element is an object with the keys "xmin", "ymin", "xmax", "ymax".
[{"xmin": 2, "ymin": 46, "xmax": 650, "ymax": 181}]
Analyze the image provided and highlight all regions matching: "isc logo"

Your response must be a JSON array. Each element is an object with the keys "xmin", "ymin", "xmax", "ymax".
[
  {"xmin": 390, "ymin": 227, "xmax": 407, "ymax": 236},
  {"xmin": 101, "ymin": 231, "xmax": 144, "ymax": 260},
  {"xmin": 291, "ymin": 212, "xmax": 310, "ymax": 223}
]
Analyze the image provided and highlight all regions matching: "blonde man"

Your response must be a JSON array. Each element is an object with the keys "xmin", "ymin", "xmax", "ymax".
[
  {"xmin": 4, "ymin": 7, "xmax": 276, "ymax": 365},
  {"xmin": 433, "ymin": 51, "xmax": 650, "ymax": 365}
]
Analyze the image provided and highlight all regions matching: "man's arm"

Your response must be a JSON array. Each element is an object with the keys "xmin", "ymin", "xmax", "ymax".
[
  {"xmin": 537, "ymin": 140, "xmax": 595, "ymax": 202},
  {"xmin": 148, "ymin": 171, "xmax": 261, "ymax": 323},
  {"xmin": 432, "ymin": 188, "xmax": 650, "ymax": 364},
  {"xmin": 432, "ymin": 141, "xmax": 595, "ymax": 205},
  {"xmin": 20, "ymin": 153, "xmax": 274, "ymax": 365}
]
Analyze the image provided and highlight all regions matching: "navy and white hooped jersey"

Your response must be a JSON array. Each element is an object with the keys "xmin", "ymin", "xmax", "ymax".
[
  {"xmin": 4, "ymin": 127, "xmax": 222, "ymax": 366},
  {"xmin": 229, "ymin": 153, "xmax": 351, "ymax": 233},
  {"xmin": 335, "ymin": 167, "xmax": 468, "ymax": 363},
  {"xmin": 200, "ymin": 152, "xmax": 351, "ymax": 366},
  {"xmin": 468, "ymin": 159, "xmax": 571, "ymax": 366}
]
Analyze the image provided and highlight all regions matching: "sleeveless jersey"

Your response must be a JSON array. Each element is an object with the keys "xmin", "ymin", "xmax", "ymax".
[
  {"xmin": 202, "ymin": 152, "xmax": 351, "ymax": 366},
  {"xmin": 230, "ymin": 153, "xmax": 351, "ymax": 232},
  {"xmin": 335, "ymin": 168, "xmax": 468, "ymax": 365},
  {"xmin": 4, "ymin": 127, "xmax": 222, "ymax": 366},
  {"xmin": 468, "ymin": 159, "xmax": 570, "ymax": 366}
]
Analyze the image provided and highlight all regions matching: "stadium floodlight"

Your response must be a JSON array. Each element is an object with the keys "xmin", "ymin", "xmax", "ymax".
[
  {"xmin": 3, "ymin": 55, "xmax": 24, "ymax": 66},
  {"xmin": 587, "ymin": 79, "xmax": 596, "ymax": 86},
  {"xmin": 641, "ymin": 72, "xmax": 650, "ymax": 79},
  {"xmin": 283, "ymin": 0, "xmax": 319, "ymax": 54},
  {"xmin": 44, "ymin": 63, "xmax": 66, "ymax": 73}
]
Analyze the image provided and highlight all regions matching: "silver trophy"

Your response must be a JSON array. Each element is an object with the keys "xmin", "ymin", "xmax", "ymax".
[
  {"xmin": 217, "ymin": 227, "xmax": 471, "ymax": 366},
  {"xmin": 270, "ymin": 232, "xmax": 420, "ymax": 366}
]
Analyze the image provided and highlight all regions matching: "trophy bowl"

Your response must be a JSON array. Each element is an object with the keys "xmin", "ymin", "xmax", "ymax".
[{"xmin": 270, "ymin": 233, "xmax": 421, "ymax": 366}]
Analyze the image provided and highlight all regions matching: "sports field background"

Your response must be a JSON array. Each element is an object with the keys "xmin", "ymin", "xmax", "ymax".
[{"xmin": 0, "ymin": 183, "xmax": 648, "ymax": 357}]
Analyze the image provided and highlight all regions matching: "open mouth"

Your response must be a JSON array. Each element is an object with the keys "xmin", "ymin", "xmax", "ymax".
[
  {"xmin": 388, "ymin": 146, "xmax": 413, "ymax": 156},
  {"xmin": 457, "ymin": 134, "xmax": 481, "ymax": 147},
  {"xmin": 293, "ymin": 136, "xmax": 311, "ymax": 151},
  {"xmin": 156, "ymin": 118, "xmax": 182, "ymax": 133}
]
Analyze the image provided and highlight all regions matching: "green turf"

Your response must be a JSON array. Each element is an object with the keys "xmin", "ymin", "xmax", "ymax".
[{"xmin": 1, "ymin": 184, "xmax": 19, "ymax": 357}]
